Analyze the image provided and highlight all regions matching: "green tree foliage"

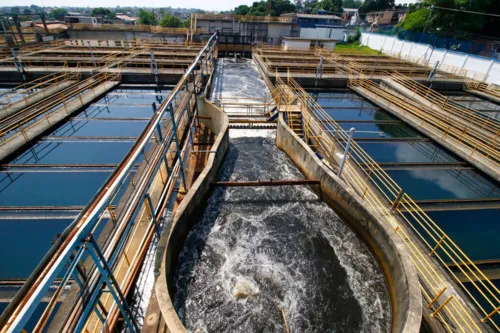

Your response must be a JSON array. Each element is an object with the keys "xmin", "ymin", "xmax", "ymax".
[
  {"xmin": 342, "ymin": 0, "xmax": 363, "ymax": 8},
  {"xmin": 159, "ymin": 14, "xmax": 181, "ymax": 27},
  {"xmin": 303, "ymin": 0, "xmax": 343, "ymax": 13},
  {"xmin": 398, "ymin": 8, "xmax": 430, "ymax": 31},
  {"xmin": 138, "ymin": 9, "xmax": 157, "ymax": 25},
  {"xmin": 234, "ymin": 0, "xmax": 296, "ymax": 16},
  {"xmin": 398, "ymin": 0, "xmax": 499, "ymax": 37},
  {"xmin": 91, "ymin": 8, "xmax": 116, "ymax": 18},
  {"xmin": 358, "ymin": 0, "xmax": 394, "ymax": 13},
  {"xmin": 49, "ymin": 8, "xmax": 68, "ymax": 20},
  {"xmin": 181, "ymin": 18, "xmax": 191, "ymax": 28}
]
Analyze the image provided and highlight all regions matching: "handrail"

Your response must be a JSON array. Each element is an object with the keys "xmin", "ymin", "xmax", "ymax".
[
  {"xmin": 274, "ymin": 74, "xmax": 500, "ymax": 331},
  {"xmin": 0, "ymin": 32, "xmax": 218, "ymax": 333},
  {"xmin": 351, "ymin": 76, "xmax": 500, "ymax": 169},
  {"xmin": 387, "ymin": 71, "xmax": 500, "ymax": 137}
]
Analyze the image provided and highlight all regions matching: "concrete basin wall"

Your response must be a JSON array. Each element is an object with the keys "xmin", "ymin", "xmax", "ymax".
[
  {"xmin": 154, "ymin": 98, "xmax": 229, "ymax": 333},
  {"xmin": 275, "ymin": 114, "xmax": 422, "ymax": 333}
]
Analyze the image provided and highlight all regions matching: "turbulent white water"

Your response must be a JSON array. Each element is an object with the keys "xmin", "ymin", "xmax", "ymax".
[{"xmin": 173, "ymin": 59, "xmax": 391, "ymax": 332}]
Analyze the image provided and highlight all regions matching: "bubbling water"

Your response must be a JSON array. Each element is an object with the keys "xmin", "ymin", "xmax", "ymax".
[{"xmin": 174, "ymin": 137, "xmax": 390, "ymax": 333}]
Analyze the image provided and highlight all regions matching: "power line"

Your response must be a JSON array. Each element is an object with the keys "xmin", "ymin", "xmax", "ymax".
[{"xmin": 433, "ymin": 6, "xmax": 500, "ymax": 18}]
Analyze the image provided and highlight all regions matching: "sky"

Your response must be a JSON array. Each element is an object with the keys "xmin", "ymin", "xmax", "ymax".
[{"xmin": 1, "ymin": 0, "xmax": 257, "ymax": 11}]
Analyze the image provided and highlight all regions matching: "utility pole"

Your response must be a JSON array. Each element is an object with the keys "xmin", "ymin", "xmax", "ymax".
[{"xmin": 420, "ymin": 5, "xmax": 434, "ymax": 43}]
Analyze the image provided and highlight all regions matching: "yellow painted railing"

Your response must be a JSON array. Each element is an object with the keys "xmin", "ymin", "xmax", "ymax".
[
  {"xmin": 273, "ymin": 73, "xmax": 500, "ymax": 332},
  {"xmin": 0, "ymin": 71, "xmax": 120, "ymax": 143},
  {"xmin": 350, "ymin": 75, "xmax": 500, "ymax": 169},
  {"xmin": 0, "ymin": 71, "xmax": 75, "ymax": 113},
  {"xmin": 387, "ymin": 71, "xmax": 500, "ymax": 138}
]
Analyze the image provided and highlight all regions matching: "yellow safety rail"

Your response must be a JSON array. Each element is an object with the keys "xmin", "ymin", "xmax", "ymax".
[
  {"xmin": 273, "ymin": 73, "xmax": 500, "ymax": 331},
  {"xmin": 465, "ymin": 77, "xmax": 500, "ymax": 100},
  {"xmin": 0, "ymin": 71, "xmax": 120, "ymax": 143},
  {"xmin": 0, "ymin": 72, "xmax": 75, "ymax": 113},
  {"xmin": 387, "ymin": 71, "xmax": 500, "ymax": 138},
  {"xmin": 350, "ymin": 75, "xmax": 500, "ymax": 168}
]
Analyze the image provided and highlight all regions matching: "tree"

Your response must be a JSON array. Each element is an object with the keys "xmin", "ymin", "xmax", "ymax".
[
  {"xmin": 233, "ymin": 0, "xmax": 296, "ymax": 16},
  {"xmin": 342, "ymin": 0, "xmax": 363, "ymax": 8},
  {"xmin": 398, "ymin": 8, "xmax": 430, "ymax": 31},
  {"xmin": 320, "ymin": 0, "xmax": 343, "ymax": 13},
  {"xmin": 159, "ymin": 14, "xmax": 180, "ymax": 27},
  {"xmin": 91, "ymin": 8, "xmax": 116, "ymax": 18},
  {"xmin": 397, "ymin": 0, "xmax": 499, "ymax": 37},
  {"xmin": 235, "ymin": 5, "xmax": 250, "ymax": 15},
  {"xmin": 181, "ymin": 18, "xmax": 191, "ymax": 28},
  {"xmin": 358, "ymin": 0, "xmax": 394, "ymax": 13},
  {"xmin": 138, "ymin": 9, "xmax": 157, "ymax": 25},
  {"xmin": 50, "ymin": 8, "xmax": 68, "ymax": 20}
]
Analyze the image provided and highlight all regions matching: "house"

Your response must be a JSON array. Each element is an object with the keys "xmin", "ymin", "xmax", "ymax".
[
  {"xmin": 280, "ymin": 13, "xmax": 342, "ymax": 28},
  {"xmin": 282, "ymin": 37, "xmax": 338, "ymax": 51},
  {"xmin": 114, "ymin": 14, "xmax": 138, "ymax": 25},
  {"xmin": 65, "ymin": 15, "xmax": 99, "ymax": 26},
  {"xmin": 365, "ymin": 10, "xmax": 394, "ymax": 25},
  {"xmin": 342, "ymin": 8, "xmax": 358, "ymax": 23}
]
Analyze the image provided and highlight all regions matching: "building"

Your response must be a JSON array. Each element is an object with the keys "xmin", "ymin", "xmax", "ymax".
[
  {"xmin": 281, "ymin": 13, "xmax": 342, "ymax": 28},
  {"xmin": 114, "ymin": 14, "xmax": 138, "ymax": 25},
  {"xmin": 191, "ymin": 14, "xmax": 300, "ymax": 46},
  {"xmin": 342, "ymin": 8, "xmax": 358, "ymax": 23},
  {"xmin": 365, "ymin": 10, "xmax": 394, "ymax": 25},
  {"xmin": 281, "ymin": 36, "xmax": 338, "ymax": 51},
  {"xmin": 65, "ymin": 14, "xmax": 99, "ymax": 26}
]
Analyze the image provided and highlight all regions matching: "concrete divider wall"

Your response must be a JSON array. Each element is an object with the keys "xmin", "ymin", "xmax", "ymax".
[
  {"xmin": 361, "ymin": 32, "xmax": 500, "ymax": 85},
  {"xmin": 275, "ymin": 113, "xmax": 422, "ymax": 333},
  {"xmin": 154, "ymin": 98, "xmax": 229, "ymax": 333}
]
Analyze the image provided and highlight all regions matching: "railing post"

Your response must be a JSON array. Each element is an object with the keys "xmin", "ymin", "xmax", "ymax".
[{"xmin": 338, "ymin": 127, "xmax": 355, "ymax": 179}]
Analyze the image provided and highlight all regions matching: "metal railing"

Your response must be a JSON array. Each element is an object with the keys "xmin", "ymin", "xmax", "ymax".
[
  {"xmin": 0, "ymin": 71, "xmax": 119, "ymax": 144},
  {"xmin": 192, "ymin": 13, "xmax": 293, "ymax": 23},
  {"xmin": 465, "ymin": 76, "xmax": 500, "ymax": 100},
  {"xmin": 349, "ymin": 74, "xmax": 500, "ymax": 170},
  {"xmin": 0, "ymin": 32, "xmax": 218, "ymax": 333},
  {"xmin": 69, "ymin": 23, "xmax": 208, "ymax": 34},
  {"xmin": 273, "ymin": 73, "xmax": 500, "ymax": 332},
  {"xmin": 0, "ymin": 72, "xmax": 73, "ymax": 112},
  {"xmin": 387, "ymin": 71, "xmax": 500, "ymax": 138}
]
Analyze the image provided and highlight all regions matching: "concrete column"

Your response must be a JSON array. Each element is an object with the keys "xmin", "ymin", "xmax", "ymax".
[{"xmin": 390, "ymin": 37, "xmax": 397, "ymax": 53}]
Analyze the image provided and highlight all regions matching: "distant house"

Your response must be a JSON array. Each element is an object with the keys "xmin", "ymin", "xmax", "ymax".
[
  {"xmin": 365, "ymin": 8, "xmax": 408, "ymax": 26},
  {"xmin": 114, "ymin": 14, "xmax": 138, "ymax": 25},
  {"xmin": 365, "ymin": 10, "xmax": 394, "ymax": 25},
  {"xmin": 342, "ymin": 8, "xmax": 358, "ymax": 23},
  {"xmin": 282, "ymin": 36, "xmax": 339, "ymax": 51},
  {"xmin": 280, "ymin": 13, "xmax": 342, "ymax": 28},
  {"xmin": 65, "ymin": 15, "xmax": 99, "ymax": 26}
]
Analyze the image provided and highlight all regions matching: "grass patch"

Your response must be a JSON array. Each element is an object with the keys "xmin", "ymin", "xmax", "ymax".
[{"xmin": 334, "ymin": 42, "xmax": 380, "ymax": 55}]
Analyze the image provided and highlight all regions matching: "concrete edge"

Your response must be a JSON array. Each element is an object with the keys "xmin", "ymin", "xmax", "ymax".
[
  {"xmin": 0, "ymin": 80, "xmax": 119, "ymax": 162},
  {"xmin": 154, "ymin": 98, "xmax": 230, "ymax": 333},
  {"xmin": 275, "ymin": 113, "xmax": 422, "ymax": 333},
  {"xmin": 352, "ymin": 85, "xmax": 500, "ymax": 182},
  {"xmin": 466, "ymin": 89, "xmax": 500, "ymax": 105}
]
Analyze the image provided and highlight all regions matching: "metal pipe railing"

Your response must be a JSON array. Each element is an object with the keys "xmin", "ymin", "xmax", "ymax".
[{"xmin": 0, "ymin": 32, "xmax": 218, "ymax": 333}]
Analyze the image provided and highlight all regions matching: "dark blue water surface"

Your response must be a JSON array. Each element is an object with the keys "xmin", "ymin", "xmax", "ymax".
[
  {"xmin": 338, "ymin": 123, "xmax": 423, "ymax": 138},
  {"xmin": 11, "ymin": 141, "xmax": 134, "ymax": 164},
  {"xmin": 387, "ymin": 169, "xmax": 500, "ymax": 200},
  {"xmin": 55, "ymin": 120, "xmax": 148, "ymax": 137},
  {"xmin": 425, "ymin": 209, "xmax": 500, "ymax": 260},
  {"xmin": 358, "ymin": 142, "xmax": 461, "ymax": 163},
  {"xmin": 0, "ymin": 172, "xmax": 112, "ymax": 206},
  {"xmin": 0, "ymin": 219, "xmax": 73, "ymax": 278},
  {"xmin": 82, "ymin": 105, "xmax": 156, "ymax": 118}
]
